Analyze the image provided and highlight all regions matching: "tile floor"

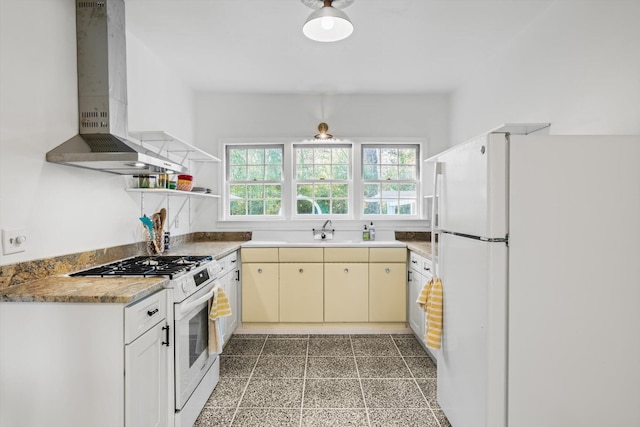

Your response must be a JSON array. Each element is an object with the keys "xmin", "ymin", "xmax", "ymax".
[{"xmin": 195, "ymin": 333, "xmax": 452, "ymax": 427}]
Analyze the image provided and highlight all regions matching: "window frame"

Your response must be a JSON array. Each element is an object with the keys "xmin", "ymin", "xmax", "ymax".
[
  {"xmin": 292, "ymin": 142, "xmax": 354, "ymax": 219},
  {"xmin": 360, "ymin": 143, "xmax": 421, "ymax": 219},
  {"xmin": 224, "ymin": 143, "xmax": 285, "ymax": 220}
]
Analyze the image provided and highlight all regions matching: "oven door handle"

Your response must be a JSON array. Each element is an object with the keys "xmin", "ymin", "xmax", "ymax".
[{"xmin": 177, "ymin": 283, "xmax": 217, "ymax": 317}]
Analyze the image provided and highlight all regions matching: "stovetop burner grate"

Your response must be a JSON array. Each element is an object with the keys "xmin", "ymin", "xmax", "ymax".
[{"xmin": 70, "ymin": 255, "xmax": 213, "ymax": 279}]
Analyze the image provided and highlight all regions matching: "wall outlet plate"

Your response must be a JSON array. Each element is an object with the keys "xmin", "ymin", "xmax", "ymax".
[{"xmin": 2, "ymin": 228, "xmax": 28, "ymax": 255}]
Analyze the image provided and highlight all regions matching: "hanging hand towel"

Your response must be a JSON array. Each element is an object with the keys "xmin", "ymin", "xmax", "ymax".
[
  {"xmin": 416, "ymin": 277, "xmax": 444, "ymax": 349},
  {"xmin": 208, "ymin": 284, "xmax": 232, "ymax": 355}
]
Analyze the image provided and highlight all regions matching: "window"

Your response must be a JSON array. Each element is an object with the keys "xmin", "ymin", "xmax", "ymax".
[
  {"xmin": 362, "ymin": 145, "xmax": 419, "ymax": 216},
  {"xmin": 294, "ymin": 145, "xmax": 351, "ymax": 216},
  {"xmin": 226, "ymin": 145, "xmax": 283, "ymax": 217}
]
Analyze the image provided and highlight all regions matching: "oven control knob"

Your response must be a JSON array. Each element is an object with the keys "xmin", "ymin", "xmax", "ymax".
[{"xmin": 181, "ymin": 281, "xmax": 189, "ymax": 293}]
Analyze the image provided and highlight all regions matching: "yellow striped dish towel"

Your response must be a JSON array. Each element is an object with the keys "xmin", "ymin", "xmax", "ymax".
[
  {"xmin": 416, "ymin": 277, "xmax": 444, "ymax": 349},
  {"xmin": 208, "ymin": 284, "xmax": 232, "ymax": 355}
]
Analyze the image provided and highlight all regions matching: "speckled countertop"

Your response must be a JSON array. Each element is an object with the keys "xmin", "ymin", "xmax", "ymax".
[
  {"xmin": 0, "ymin": 239, "xmax": 435, "ymax": 304},
  {"xmin": 405, "ymin": 241, "xmax": 438, "ymax": 261},
  {"xmin": 0, "ymin": 241, "xmax": 245, "ymax": 304}
]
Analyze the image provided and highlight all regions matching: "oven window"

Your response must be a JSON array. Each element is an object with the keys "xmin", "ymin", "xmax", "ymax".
[{"xmin": 188, "ymin": 306, "xmax": 208, "ymax": 367}]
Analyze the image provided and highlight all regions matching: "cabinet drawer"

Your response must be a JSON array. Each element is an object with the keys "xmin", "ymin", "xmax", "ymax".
[
  {"xmin": 124, "ymin": 290, "xmax": 167, "ymax": 344},
  {"xmin": 219, "ymin": 251, "xmax": 239, "ymax": 276},
  {"xmin": 241, "ymin": 248, "xmax": 279, "ymax": 263},
  {"xmin": 279, "ymin": 247, "xmax": 323, "ymax": 263},
  {"xmin": 324, "ymin": 247, "xmax": 369, "ymax": 262},
  {"xmin": 369, "ymin": 247, "xmax": 407, "ymax": 263},
  {"xmin": 409, "ymin": 252, "xmax": 426, "ymax": 272}
]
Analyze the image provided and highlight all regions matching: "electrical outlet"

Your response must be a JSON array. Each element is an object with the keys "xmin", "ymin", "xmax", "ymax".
[{"xmin": 2, "ymin": 228, "xmax": 28, "ymax": 255}]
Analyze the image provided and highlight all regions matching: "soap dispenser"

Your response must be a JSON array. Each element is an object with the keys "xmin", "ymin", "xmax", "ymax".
[
  {"xmin": 369, "ymin": 222, "xmax": 376, "ymax": 241},
  {"xmin": 363, "ymin": 224, "xmax": 370, "ymax": 241}
]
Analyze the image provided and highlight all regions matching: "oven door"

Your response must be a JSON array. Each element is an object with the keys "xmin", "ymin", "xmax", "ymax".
[{"xmin": 174, "ymin": 281, "xmax": 217, "ymax": 410}]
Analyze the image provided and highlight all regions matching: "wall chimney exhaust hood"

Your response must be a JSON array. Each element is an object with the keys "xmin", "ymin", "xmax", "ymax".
[{"xmin": 46, "ymin": 0, "xmax": 187, "ymax": 175}]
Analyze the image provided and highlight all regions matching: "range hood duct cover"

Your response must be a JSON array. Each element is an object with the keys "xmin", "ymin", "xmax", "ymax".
[{"xmin": 46, "ymin": 0, "xmax": 187, "ymax": 175}]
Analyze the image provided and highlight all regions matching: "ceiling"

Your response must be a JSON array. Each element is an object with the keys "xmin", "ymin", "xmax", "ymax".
[{"xmin": 125, "ymin": 0, "xmax": 555, "ymax": 94}]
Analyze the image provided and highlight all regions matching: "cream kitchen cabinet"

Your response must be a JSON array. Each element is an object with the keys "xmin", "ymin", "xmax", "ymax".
[
  {"xmin": 0, "ymin": 290, "xmax": 170, "ymax": 427},
  {"xmin": 369, "ymin": 248, "xmax": 407, "ymax": 322},
  {"xmin": 324, "ymin": 248, "xmax": 369, "ymax": 322},
  {"xmin": 241, "ymin": 248, "xmax": 279, "ymax": 322},
  {"xmin": 279, "ymin": 248, "xmax": 324, "ymax": 322}
]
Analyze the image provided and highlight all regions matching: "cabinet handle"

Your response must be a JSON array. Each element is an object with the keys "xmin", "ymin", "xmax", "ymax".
[
  {"xmin": 424, "ymin": 267, "xmax": 431, "ymax": 271},
  {"xmin": 385, "ymin": 268, "xmax": 391, "ymax": 273},
  {"xmin": 411, "ymin": 260, "xmax": 417, "ymax": 264},
  {"xmin": 231, "ymin": 259, "xmax": 237, "ymax": 263},
  {"xmin": 258, "ymin": 268, "xmax": 263, "ymax": 273},
  {"xmin": 236, "ymin": 270, "xmax": 240, "ymax": 281},
  {"xmin": 147, "ymin": 308, "xmax": 159, "ymax": 316},
  {"xmin": 299, "ymin": 268, "xmax": 304, "ymax": 273},
  {"xmin": 162, "ymin": 324, "xmax": 170, "ymax": 347},
  {"xmin": 344, "ymin": 268, "xmax": 349, "ymax": 273}
]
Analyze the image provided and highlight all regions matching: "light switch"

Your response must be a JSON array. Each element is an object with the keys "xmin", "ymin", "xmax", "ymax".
[{"xmin": 2, "ymin": 228, "xmax": 28, "ymax": 255}]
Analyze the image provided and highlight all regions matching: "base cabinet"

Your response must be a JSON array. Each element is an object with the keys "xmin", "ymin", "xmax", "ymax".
[
  {"xmin": 242, "ymin": 263, "xmax": 279, "ymax": 322},
  {"xmin": 219, "ymin": 251, "xmax": 239, "ymax": 344},
  {"xmin": 369, "ymin": 263, "xmax": 407, "ymax": 322},
  {"xmin": 280, "ymin": 263, "xmax": 324, "ymax": 322},
  {"xmin": 324, "ymin": 263, "xmax": 369, "ymax": 322},
  {"xmin": 0, "ymin": 290, "xmax": 170, "ymax": 427},
  {"xmin": 125, "ymin": 320, "xmax": 169, "ymax": 427}
]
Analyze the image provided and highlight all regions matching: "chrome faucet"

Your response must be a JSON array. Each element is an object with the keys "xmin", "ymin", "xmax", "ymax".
[{"xmin": 313, "ymin": 219, "xmax": 334, "ymax": 240}]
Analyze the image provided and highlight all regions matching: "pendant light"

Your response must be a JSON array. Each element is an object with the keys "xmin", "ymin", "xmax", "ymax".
[
  {"xmin": 315, "ymin": 122, "xmax": 333, "ymax": 140},
  {"xmin": 302, "ymin": 0, "xmax": 354, "ymax": 42}
]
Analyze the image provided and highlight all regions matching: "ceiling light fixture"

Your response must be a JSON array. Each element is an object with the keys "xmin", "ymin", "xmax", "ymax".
[
  {"xmin": 315, "ymin": 122, "xmax": 333, "ymax": 140},
  {"xmin": 302, "ymin": 0, "xmax": 354, "ymax": 42}
]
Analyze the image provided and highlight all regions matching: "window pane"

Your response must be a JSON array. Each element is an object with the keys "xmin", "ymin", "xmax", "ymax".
[
  {"xmin": 297, "ymin": 199, "xmax": 314, "ymax": 214},
  {"xmin": 229, "ymin": 149, "xmax": 246, "ymax": 165},
  {"xmin": 315, "ymin": 165, "xmax": 331, "ymax": 180},
  {"xmin": 297, "ymin": 184, "xmax": 313, "ymax": 198},
  {"xmin": 399, "ymin": 200, "xmax": 416, "ymax": 215},
  {"xmin": 399, "ymin": 148, "xmax": 416, "ymax": 164},
  {"xmin": 381, "ymin": 200, "xmax": 398, "ymax": 215},
  {"xmin": 265, "ymin": 165, "xmax": 282, "ymax": 181},
  {"xmin": 399, "ymin": 184, "xmax": 417, "ymax": 198},
  {"xmin": 381, "ymin": 148, "xmax": 398, "ymax": 164},
  {"xmin": 363, "ymin": 165, "xmax": 379, "ymax": 180},
  {"xmin": 381, "ymin": 166, "xmax": 398, "ymax": 180},
  {"xmin": 265, "ymin": 148, "xmax": 282, "ymax": 164},
  {"xmin": 265, "ymin": 200, "xmax": 281, "ymax": 215},
  {"xmin": 333, "ymin": 165, "xmax": 348, "ymax": 180},
  {"xmin": 247, "ymin": 185, "xmax": 264, "ymax": 199},
  {"xmin": 248, "ymin": 200, "xmax": 264, "ymax": 215},
  {"xmin": 230, "ymin": 166, "xmax": 246, "ymax": 181},
  {"xmin": 247, "ymin": 149, "xmax": 264, "ymax": 165},
  {"xmin": 230, "ymin": 200, "xmax": 246, "ymax": 216},
  {"xmin": 332, "ymin": 199, "xmax": 348, "ymax": 214},
  {"xmin": 333, "ymin": 184, "xmax": 349, "ymax": 198},
  {"xmin": 297, "ymin": 148, "xmax": 314, "ymax": 164},
  {"xmin": 315, "ymin": 148, "xmax": 331, "ymax": 164},
  {"xmin": 265, "ymin": 184, "xmax": 281, "ymax": 199},
  {"xmin": 247, "ymin": 165, "xmax": 264, "ymax": 181},
  {"xmin": 297, "ymin": 165, "xmax": 313, "ymax": 180},
  {"xmin": 334, "ymin": 147, "xmax": 349, "ymax": 164},
  {"xmin": 315, "ymin": 184, "xmax": 331, "ymax": 198},
  {"xmin": 398, "ymin": 165, "xmax": 416, "ymax": 180},
  {"xmin": 363, "ymin": 183, "xmax": 379, "ymax": 198},
  {"xmin": 316, "ymin": 200, "xmax": 330, "ymax": 214},
  {"xmin": 229, "ymin": 185, "xmax": 246, "ymax": 198},
  {"xmin": 363, "ymin": 148, "xmax": 379, "ymax": 165},
  {"xmin": 364, "ymin": 200, "xmax": 380, "ymax": 215},
  {"xmin": 382, "ymin": 183, "xmax": 399, "ymax": 198}
]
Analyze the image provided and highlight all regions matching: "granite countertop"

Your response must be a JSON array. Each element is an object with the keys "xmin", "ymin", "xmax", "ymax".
[
  {"xmin": 0, "ymin": 239, "xmax": 434, "ymax": 304},
  {"xmin": 405, "ymin": 241, "xmax": 438, "ymax": 262},
  {"xmin": 0, "ymin": 241, "xmax": 245, "ymax": 304}
]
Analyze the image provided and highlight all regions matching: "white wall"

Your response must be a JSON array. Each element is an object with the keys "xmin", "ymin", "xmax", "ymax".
[
  {"xmin": 450, "ymin": 0, "xmax": 640, "ymax": 143},
  {"xmin": 191, "ymin": 93, "xmax": 450, "ymax": 232},
  {"xmin": 0, "ymin": 0, "xmax": 196, "ymax": 265}
]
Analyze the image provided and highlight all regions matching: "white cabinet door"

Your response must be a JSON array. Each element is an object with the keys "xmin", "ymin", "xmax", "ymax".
[
  {"xmin": 408, "ymin": 268, "xmax": 425, "ymax": 338},
  {"xmin": 227, "ymin": 267, "xmax": 239, "ymax": 338},
  {"xmin": 125, "ymin": 321, "xmax": 169, "ymax": 427}
]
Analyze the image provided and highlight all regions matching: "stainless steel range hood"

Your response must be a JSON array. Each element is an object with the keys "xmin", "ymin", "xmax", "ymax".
[{"xmin": 46, "ymin": 0, "xmax": 187, "ymax": 175}]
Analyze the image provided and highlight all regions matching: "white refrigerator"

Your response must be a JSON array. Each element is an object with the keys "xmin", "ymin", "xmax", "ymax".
[{"xmin": 433, "ymin": 128, "xmax": 640, "ymax": 427}]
